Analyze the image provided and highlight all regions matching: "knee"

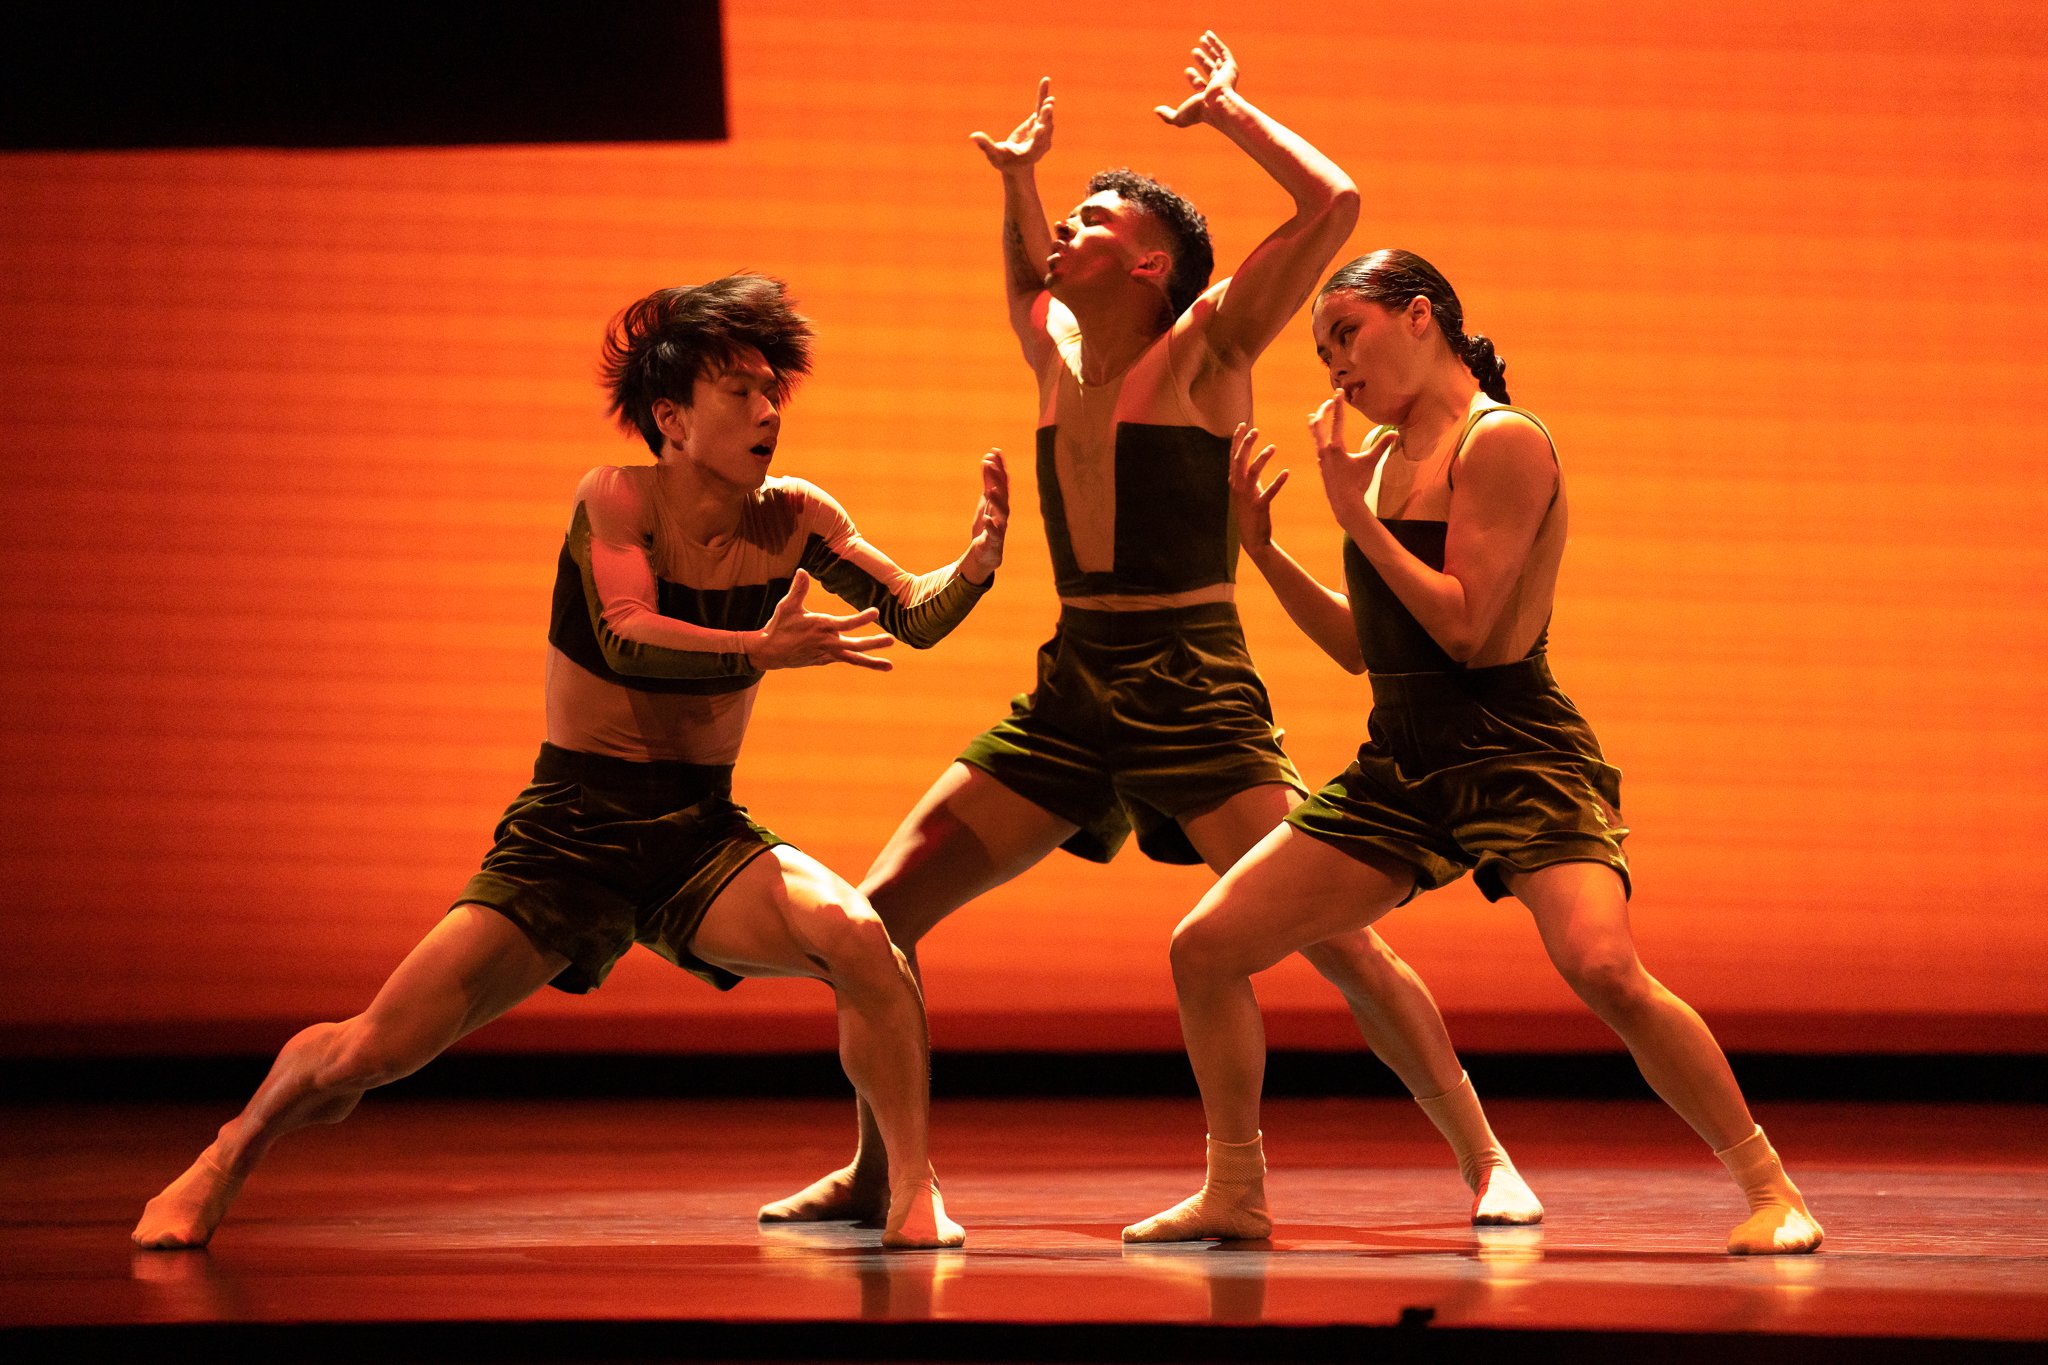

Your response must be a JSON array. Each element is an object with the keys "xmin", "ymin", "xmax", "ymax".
[
  {"xmin": 1168, "ymin": 914, "xmax": 1255, "ymax": 989},
  {"xmin": 807, "ymin": 899, "xmax": 907, "ymax": 988},
  {"xmin": 1557, "ymin": 949, "xmax": 1655, "ymax": 1018},
  {"xmin": 1304, "ymin": 932, "xmax": 1409, "ymax": 997},
  {"xmin": 311, "ymin": 1018, "xmax": 423, "ymax": 1093}
]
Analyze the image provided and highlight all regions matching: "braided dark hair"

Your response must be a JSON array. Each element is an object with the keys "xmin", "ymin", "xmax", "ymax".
[
  {"xmin": 600, "ymin": 273, "xmax": 814, "ymax": 453},
  {"xmin": 1319, "ymin": 250, "xmax": 1509, "ymax": 402}
]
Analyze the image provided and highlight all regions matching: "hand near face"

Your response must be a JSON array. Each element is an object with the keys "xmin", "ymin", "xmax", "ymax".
[
  {"xmin": 963, "ymin": 449, "xmax": 1010, "ymax": 582},
  {"xmin": 1312, "ymin": 393, "xmax": 1393, "ymax": 527},
  {"xmin": 971, "ymin": 78, "xmax": 1055, "ymax": 169},
  {"xmin": 1155, "ymin": 31, "xmax": 1239, "ymax": 127},
  {"xmin": 1228, "ymin": 423, "xmax": 1289, "ymax": 552}
]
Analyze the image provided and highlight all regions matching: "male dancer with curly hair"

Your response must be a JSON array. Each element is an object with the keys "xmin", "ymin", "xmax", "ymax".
[{"xmin": 767, "ymin": 34, "xmax": 1541, "ymax": 1237}]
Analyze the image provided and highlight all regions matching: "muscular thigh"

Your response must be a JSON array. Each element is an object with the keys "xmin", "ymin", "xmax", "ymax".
[
  {"xmin": 1505, "ymin": 860, "xmax": 1639, "ymax": 976},
  {"xmin": 691, "ymin": 846, "xmax": 868, "ymax": 982},
  {"xmin": 361, "ymin": 903, "xmax": 568, "ymax": 1048},
  {"xmin": 1179, "ymin": 781, "xmax": 1300, "ymax": 874},
  {"xmin": 859, "ymin": 762, "xmax": 1078, "ymax": 944},
  {"xmin": 1178, "ymin": 825, "xmax": 1415, "ymax": 975}
]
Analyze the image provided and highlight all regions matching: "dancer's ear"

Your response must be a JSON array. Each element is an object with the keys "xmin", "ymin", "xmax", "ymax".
[{"xmin": 652, "ymin": 397, "xmax": 691, "ymax": 455}]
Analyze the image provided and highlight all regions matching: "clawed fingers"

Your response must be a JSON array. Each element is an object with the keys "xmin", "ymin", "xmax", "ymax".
[
  {"xmin": 832, "ymin": 635, "xmax": 895, "ymax": 672},
  {"xmin": 976, "ymin": 451, "xmax": 1011, "ymax": 533},
  {"xmin": 1309, "ymin": 392, "xmax": 1347, "ymax": 453},
  {"xmin": 814, "ymin": 606, "xmax": 881, "ymax": 631},
  {"xmin": 1229, "ymin": 422, "xmax": 1259, "ymax": 480},
  {"xmin": 775, "ymin": 568, "xmax": 813, "ymax": 615},
  {"xmin": 974, "ymin": 79, "xmax": 1054, "ymax": 159}
]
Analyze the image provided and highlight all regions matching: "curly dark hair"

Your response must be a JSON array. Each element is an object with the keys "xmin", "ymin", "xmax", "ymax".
[
  {"xmin": 1086, "ymin": 168, "xmax": 1214, "ymax": 320},
  {"xmin": 1320, "ymin": 250, "xmax": 1509, "ymax": 403},
  {"xmin": 600, "ymin": 273, "xmax": 815, "ymax": 453}
]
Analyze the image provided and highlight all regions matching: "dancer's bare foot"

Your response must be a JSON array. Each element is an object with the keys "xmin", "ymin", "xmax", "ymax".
[
  {"xmin": 133, "ymin": 1151, "xmax": 241, "ymax": 1249},
  {"xmin": 1122, "ymin": 1178, "xmax": 1272, "ymax": 1243},
  {"xmin": 758, "ymin": 1163, "xmax": 888, "ymax": 1224},
  {"xmin": 881, "ymin": 1178, "xmax": 965, "ymax": 1249},
  {"xmin": 1470, "ymin": 1158, "xmax": 1544, "ymax": 1225}
]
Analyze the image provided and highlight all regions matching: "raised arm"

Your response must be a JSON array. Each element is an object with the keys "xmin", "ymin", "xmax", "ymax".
[
  {"xmin": 1230, "ymin": 424, "xmax": 1365, "ymax": 673},
  {"xmin": 970, "ymin": 79, "xmax": 1058, "ymax": 369},
  {"xmin": 796, "ymin": 452, "xmax": 1008, "ymax": 649},
  {"xmin": 1311, "ymin": 400, "xmax": 1556, "ymax": 663},
  {"xmin": 1159, "ymin": 32, "xmax": 1359, "ymax": 365},
  {"xmin": 575, "ymin": 467, "xmax": 895, "ymax": 676}
]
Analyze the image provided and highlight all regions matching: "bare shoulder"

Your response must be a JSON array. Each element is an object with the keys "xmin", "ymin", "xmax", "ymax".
[
  {"xmin": 1463, "ymin": 408, "xmax": 1558, "ymax": 463},
  {"xmin": 1456, "ymin": 409, "xmax": 1561, "ymax": 496}
]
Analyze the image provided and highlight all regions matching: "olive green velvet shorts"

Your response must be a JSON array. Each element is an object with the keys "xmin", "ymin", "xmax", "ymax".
[
  {"xmin": 958, "ymin": 604, "xmax": 1306, "ymax": 865},
  {"xmin": 1286, "ymin": 654, "xmax": 1630, "ymax": 903},
  {"xmin": 454, "ymin": 743, "xmax": 784, "ymax": 993}
]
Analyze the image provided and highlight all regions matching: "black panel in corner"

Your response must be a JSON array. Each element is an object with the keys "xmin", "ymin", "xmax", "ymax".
[{"xmin": 0, "ymin": 1, "xmax": 727, "ymax": 150}]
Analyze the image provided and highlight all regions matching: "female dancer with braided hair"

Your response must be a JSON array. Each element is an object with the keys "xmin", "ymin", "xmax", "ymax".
[{"xmin": 1123, "ymin": 250, "xmax": 1822, "ymax": 1254}]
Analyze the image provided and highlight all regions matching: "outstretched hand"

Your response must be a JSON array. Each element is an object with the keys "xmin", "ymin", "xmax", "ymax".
[
  {"xmin": 1155, "ymin": 30, "xmax": 1239, "ymax": 127},
  {"xmin": 748, "ymin": 570, "xmax": 895, "ymax": 672},
  {"xmin": 1228, "ymin": 423, "xmax": 1289, "ymax": 552},
  {"xmin": 962, "ymin": 449, "xmax": 1010, "ymax": 582},
  {"xmin": 1311, "ymin": 393, "xmax": 1394, "ymax": 528},
  {"xmin": 971, "ymin": 78, "xmax": 1055, "ymax": 169}
]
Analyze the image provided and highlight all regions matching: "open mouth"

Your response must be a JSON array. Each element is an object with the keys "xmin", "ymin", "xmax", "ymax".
[{"xmin": 749, "ymin": 442, "xmax": 776, "ymax": 458}]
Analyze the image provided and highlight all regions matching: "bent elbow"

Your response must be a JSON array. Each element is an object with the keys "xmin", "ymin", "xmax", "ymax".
[
  {"xmin": 596, "ymin": 628, "xmax": 647, "ymax": 676},
  {"xmin": 1324, "ymin": 183, "xmax": 1361, "ymax": 231},
  {"xmin": 594, "ymin": 607, "xmax": 659, "ymax": 676}
]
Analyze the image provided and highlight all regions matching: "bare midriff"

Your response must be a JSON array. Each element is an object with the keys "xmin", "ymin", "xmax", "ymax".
[{"xmin": 1059, "ymin": 582, "xmax": 1237, "ymax": 613}]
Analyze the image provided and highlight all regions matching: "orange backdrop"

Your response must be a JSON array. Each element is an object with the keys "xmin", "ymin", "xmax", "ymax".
[{"xmin": 2, "ymin": 0, "xmax": 2044, "ymax": 1055}]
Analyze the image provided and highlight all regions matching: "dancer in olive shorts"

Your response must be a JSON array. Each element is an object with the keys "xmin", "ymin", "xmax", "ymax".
[
  {"xmin": 133, "ymin": 274, "xmax": 1009, "ymax": 1252},
  {"xmin": 1127, "ymin": 249, "xmax": 1823, "ymax": 1254},
  {"xmin": 767, "ymin": 32, "xmax": 1541, "ymax": 1232}
]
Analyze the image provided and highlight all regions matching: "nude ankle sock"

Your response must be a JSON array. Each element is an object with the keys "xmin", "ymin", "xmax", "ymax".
[
  {"xmin": 1715, "ymin": 1126, "xmax": 1823, "ymax": 1254},
  {"xmin": 1121, "ymin": 1132, "xmax": 1272, "ymax": 1243},
  {"xmin": 1414, "ymin": 1072, "xmax": 1544, "ymax": 1225},
  {"xmin": 1204, "ymin": 1133, "xmax": 1266, "ymax": 1183}
]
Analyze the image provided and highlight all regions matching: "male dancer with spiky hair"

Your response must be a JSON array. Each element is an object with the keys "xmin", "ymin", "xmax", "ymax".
[
  {"xmin": 765, "ymin": 34, "xmax": 1542, "ymax": 1239},
  {"xmin": 134, "ymin": 273, "xmax": 1007, "ymax": 1252}
]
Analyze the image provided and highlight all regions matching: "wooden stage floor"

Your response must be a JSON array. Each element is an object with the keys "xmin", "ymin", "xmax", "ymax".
[{"xmin": 4, "ymin": 1095, "xmax": 2045, "ymax": 1362}]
